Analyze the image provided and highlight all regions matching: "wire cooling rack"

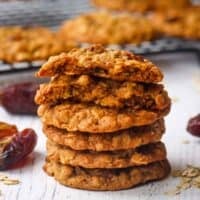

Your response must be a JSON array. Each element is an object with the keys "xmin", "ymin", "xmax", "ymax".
[{"xmin": 0, "ymin": 0, "xmax": 199, "ymax": 75}]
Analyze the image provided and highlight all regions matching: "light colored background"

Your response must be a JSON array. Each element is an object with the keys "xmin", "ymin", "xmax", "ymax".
[{"xmin": 0, "ymin": 52, "xmax": 200, "ymax": 200}]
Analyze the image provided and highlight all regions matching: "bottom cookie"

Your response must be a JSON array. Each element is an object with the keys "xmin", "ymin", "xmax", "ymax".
[{"xmin": 44, "ymin": 159, "xmax": 170, "ymax": 191}]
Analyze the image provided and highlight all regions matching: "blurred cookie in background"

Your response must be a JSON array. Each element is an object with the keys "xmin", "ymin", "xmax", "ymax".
[
  {"xmin": 0, "ymin": 26, "xmax": 76, "ymax": 63},
  {"xmin": 59, "ymin": 11, "xmax": 157, "ymax": 45},
  {"xmin": 91, "ymin": 0, "xmax": 153, "ymax": 13},
  {"xmin": 154, "ymin": 0, "xmax": 192, "ymax": 11},
  {"xmin": 150, "ymin": 6, "xmax": 200, "ymax": 40}
]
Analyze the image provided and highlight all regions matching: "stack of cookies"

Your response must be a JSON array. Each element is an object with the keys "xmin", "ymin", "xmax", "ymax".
[{"xmin": 35, "ymin": 45, "xmax": 171, "ymax": 191}]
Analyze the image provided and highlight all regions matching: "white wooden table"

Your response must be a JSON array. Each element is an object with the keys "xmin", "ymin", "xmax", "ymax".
[{"xmin": 0, "ymin": 52, "xmax": 200, "ymax": 200}]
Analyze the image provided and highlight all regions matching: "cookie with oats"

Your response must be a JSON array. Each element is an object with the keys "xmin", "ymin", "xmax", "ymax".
[
  {"xmin": 0, "ymin": 26, "xmax": 76, "ymax": 63},
  {"xmin": 38, "ymin": 102, "xmax": 170, "ymax": 133},
  {"xmin": 37, "ymin": 45, "xmax": 163, "ymax": 83},
  {"xmin": 47, "ymin": 141, "xmax": 166, "ymax": 169},
  {"xmin": 151, "ymin": 6, "xmax": 200, "ymax": 40},
  {"xmin": 44, "ymin": 159, "xmax": 171, "ymax": 191},
  {"xmin": 154, "ymin": 0, "xmax": 191, "ymax": 11},
  {"xmin": 35, "ymin": 75, "xmax": 170, "ymax": 110},
  {"xmin": 43, "ymin": 119, "xmax": 165, "ymax": 151},
  {"xmin": 92, "ymin": 0, "xmax": 191, "ymax": 13},
  {"xmin": 91, "ymin": 0, "xmax": 153, "ymax": 12},
  {"xmin": 59, "ymin": 11, "xmax": 157, "ymax": 45}
]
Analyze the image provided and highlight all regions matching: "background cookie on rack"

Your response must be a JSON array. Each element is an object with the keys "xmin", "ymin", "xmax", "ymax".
[
  {"xmin": 35, "ymin": 75, "xmax": 170, "ymax": 110},
  {"xmin": 36, "ymin": 45, "xmax": 163, "ymax": 83},
  {"xmin": 0, "ymin": 26, "xmax": 76, "ymax": 63},
  {"xmin": 91, "ymin": 0, "xmax": 191, "ymax": 13},
  {"xmin": 150, "ymin": 6, "xmax": 200, "ymax": 40},
  {"xmin": 59, "ymin": 11, "xmax": 157, "ymax": 45}
]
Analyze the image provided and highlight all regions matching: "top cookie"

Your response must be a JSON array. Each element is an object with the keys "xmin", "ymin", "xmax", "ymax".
[
  {"xmin": 59, "ymin": 11, "xmax": 157, "ymax": 45},
  {"xmin": 0, "ymin": 26, "xmax": 76, "ymax": 63},
  {"xmin": 37, "ymin": 45, "xmax": 163, "ymax": 83},
  {"xmin": 92, "ymin": 0, "xmax": 191, "ymax": 13},
  {"xmin": 150, "ymin": 6, "xmax": 200, "ymax": 40}
]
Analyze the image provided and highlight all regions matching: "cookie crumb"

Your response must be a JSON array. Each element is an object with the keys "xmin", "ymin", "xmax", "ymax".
[{"xmin": 165, "ymin": 165, "xmax": 200, "ymax": 196}]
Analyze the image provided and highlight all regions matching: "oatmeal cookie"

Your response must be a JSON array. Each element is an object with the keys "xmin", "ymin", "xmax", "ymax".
[
  {"xmin": 150, "ymin": 6, "xmax": 200, "ymax": 40},
  {"xmin": 38, "ymin": 102, "xmax": 170, "ymax": 133},
  {"xmin": 35, "ymin": 75, "xmax": 170, "ymax": 110},
  {"xmin": 59, "ymin": 11, "xmax": 156, "ymax": 45},
  {"xmin": 44, "ymin": 159, "xmax": 171, "ymax": 191},
  {"xmin": 0, "ymin": 26, "xmax": 76, "ymax": 63},
  {"xmin": 154, "ymin": 0, "xmax": 191, "ymax": 11},
  {"xmin": 37, "ymin": 45, "xmax": 163, "ymax": 83},
  {"xmin": 91, "ymin": 0, "xmax": 153, "ymax": 12},
  {"xmin": 47, "ymin": 141, "xmax": 166, "ymax": 169},
  {"xmin": 43, "ymin": 119, "xmax": 165, "ymax": 151},
  {"xmin": 92, "ymin": 0, "xmax": 191, "ymax": 12}
]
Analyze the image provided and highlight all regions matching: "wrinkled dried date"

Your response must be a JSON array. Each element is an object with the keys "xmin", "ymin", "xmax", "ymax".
[
  {"xmin": 0, "ymin": 122, "xmax": 37, "ymax": 170},
  {"xmin": 187, "ymin": 114, "xmax": 200, "ymax": 137},
  {"xmin": 0, "ymin": 129, "xmax": 37, "ymax": 170},
  {"xmin": 0, "ymin": 82, "xmax": 39, "ymax": 115}
]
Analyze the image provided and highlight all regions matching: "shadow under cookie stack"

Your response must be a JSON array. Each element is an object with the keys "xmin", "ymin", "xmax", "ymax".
[{"xmin": 35, "ymin": 44, "xmax": 171, "ymax": 191}]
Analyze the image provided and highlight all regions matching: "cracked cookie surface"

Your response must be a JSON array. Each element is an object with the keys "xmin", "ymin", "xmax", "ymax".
[
  {"xmin": 35, "ymin": 75, "xmax": 170, "ymax": 110},
  {"xmin": 0, "ymin": 26, "xmax": 76, "ymax": 63},
  {"xmin": 37, "ymin": 45, "xmax": 163, "ymax": 83},
  {"xmin": 92, "ymin": 0, "xmax": 191, "ymax": 13},
  {"xmin": 38, "ymin": 102, "xmax": 170, "ymax": 133},
  {"xmin": 151, "ymin": 6, "xmax": 200, "ymax": 40}
]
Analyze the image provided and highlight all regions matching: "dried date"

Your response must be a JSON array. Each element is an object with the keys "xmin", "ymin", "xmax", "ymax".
[
  {"xmin": 0, "ymin": 82, "xmax": 39, "ymax": 115},
  {"xmin": 187, "ymin": 114, "xmax": 200, "ymax": 137},
  {"xmin": 0, "ymin": 122, "xmax": 37, "ymax": 170}
]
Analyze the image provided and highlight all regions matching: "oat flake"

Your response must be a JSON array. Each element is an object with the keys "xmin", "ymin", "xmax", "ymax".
[
  {"xmin": 0, "ymin": 173, "xmax": 20, "ymax": 185},
  {"xmin": 166, "ymin": 165, "xmax": 200, "ymax": 196}
]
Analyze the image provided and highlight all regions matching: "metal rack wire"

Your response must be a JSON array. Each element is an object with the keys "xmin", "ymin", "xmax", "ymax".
[{"xmin": 0, "ymin": 0, "xmax": 199, "ymax": 75}]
